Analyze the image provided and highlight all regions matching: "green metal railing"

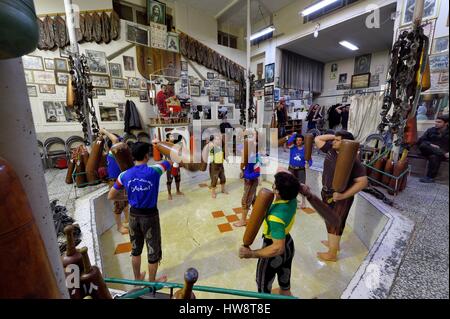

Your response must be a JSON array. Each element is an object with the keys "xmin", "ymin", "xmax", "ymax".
[{"xmin": 104, "ymin": 277, "xmax": 298, "ymax": 300}]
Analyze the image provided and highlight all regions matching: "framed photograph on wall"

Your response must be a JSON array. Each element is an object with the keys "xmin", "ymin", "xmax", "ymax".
[
  {"xmin": 126, "ymin": 23, "xmax": 150, "ymax": 46},
  {"xmin": 181, "ymin": 61, "xmax": 188, "ymax": 71},
  {"xmin": 128, "ymin": 77, "xmax": 141, "ymax": 89},
  {"xmin": 39, "ymin": 84, "xmax": 56, "ymax": 94},
  {"xmin": 33, "ymin": 71, "xmax": 56, "ymax": 84},
  {"xmin": 54, "ymin": 58, "xmax": 68, "ymax": 72},
  {"xmin": 351, "ymin": 73, "xmax": 371, "ymax": 89},
  {"xmin": 429, "ymin": 54, "xmax": 449, "ymax": 72},
  {"xmin": 56, "ymin": 72, "xmax": 70, "ymax": 86},
  {"xmin": 24, "ymin": 70, "xmax": 34, "ymax": 83},
  {"xmin": 190, "ymin": 85, "xmax": 200, "ymax": 97},
  {"xmin": 264, "ymin": 85, "xmax": 274, "ymax": 96},
  {"xmin": 338, "ymin": 73, "xmax": 347, "ymax": 84},
  {"xmin": 44, "ymin": 58, "xmax": 55, "ymax": 70},
  {"xmin": 96, "ymin": 88, "xmax": 107, "ymax": 96},
  {"xmin": 401, "ymin": 0, "xmax": 440, "ymax": 26},
  {"xmin": 166, "ymin": 32, "xmax": 179, "ymax": 53},
  {"xmin": 220, "ymin": 87, "xmax": 228, "ymax": 97},
  {"xmin": 123, "ymin": 56, "xmax": 135, "ymax": 71},
  {"xmin": 43, "ymin": 101, "xmax": 76, "ymax": 123},
  {"xmin": 91, "ymin": 75, "xmax": 110, "ymax": 88},
  {"xmin": 109, "ymin": 63, "xmax": 123, "ymax": 78},
  {"xmin": 354, "ymin": 54, "xmax": 372, "ymax": 75},
  {"xmin": 148, "ymin": 0, "xmax": 166, "ymax": 25},
  {"xmin": 265, "ymin": 63, "xmax": 275, "ymax": 84},
  {"xmin": 139, "ymin": 90, "xmax": 149, "ymax": 102},
  {"xmin": 27, "ymin": 85, "xmax": 37, "ymax": 97},
  {"xmin": 125, "ymin": 89, "xmax": 131, "ymax": 97},
  {"xmin": 85, "ymin": 50, "xmax": 108, "ymax": 74},
  {"xmin": 111, "ymin": 78, "xmax": 128, "ymax": 90},
  {"xmin": 22, "ymin": 55, "xmax": 43, "ymax": 70},
  {"xmin": 207, "ymin": 72, "xmax": 215, "ymax": 79},
  {"xmin": 432, "ymin": 36, "xmax": 449, "ymax": 54}
]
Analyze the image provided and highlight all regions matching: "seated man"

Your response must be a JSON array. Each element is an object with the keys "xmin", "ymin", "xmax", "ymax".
[{"xmin": 417, "ymin": 114, "xmax": 449, "ymax": 183}]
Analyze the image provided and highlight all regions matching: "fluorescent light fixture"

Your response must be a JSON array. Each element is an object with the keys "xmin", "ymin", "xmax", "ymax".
[
  {"xmin": 301, "ymin": 0, "xmax": 339, "ymax": 16},
  {"xmin": 250, "ymin": 26, "xmax": 275, "ymax": 41},
  {"xmin": 339, "ymin": 40, "xmax": 359, "ymax": 51}
]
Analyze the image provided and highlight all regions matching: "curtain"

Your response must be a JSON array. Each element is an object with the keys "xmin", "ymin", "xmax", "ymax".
[
  {"xmin": 347, "ymin": 93, "xmax": 384, "ymax": 143},
  {"xmin": 280, "ymin": 50, "xmax": 324, "ymax": 93}
]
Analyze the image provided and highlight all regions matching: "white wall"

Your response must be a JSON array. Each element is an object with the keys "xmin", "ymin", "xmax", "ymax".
[
  {"xmin": 315, "ymin": 50, "xmax": 390, "ymax": 105},
  {"xmin": 34, "ymin": 0, "xmax": 113, "ymax": 15}
]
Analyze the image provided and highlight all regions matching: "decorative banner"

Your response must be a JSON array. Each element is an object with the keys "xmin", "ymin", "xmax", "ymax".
[{"xmin": 150, "ymin": 22, "xmax": 167, "ymax": 50}]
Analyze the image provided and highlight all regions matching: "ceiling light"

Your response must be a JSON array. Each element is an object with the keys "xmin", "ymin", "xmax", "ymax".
[
  {"xmin": 250, "ymin": 25, "xmax": 275, "ymax": 41},
  {"xmin": 301, "ymin": 0, "xmax": 339, "ymax": 16},
  {"xmin": 339, "ymin": 40, "xmax": 359, "ymax": 51}
]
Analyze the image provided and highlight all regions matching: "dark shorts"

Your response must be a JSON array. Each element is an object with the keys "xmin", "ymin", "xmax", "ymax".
[
  {"xmin": 289, "ymin": 166, "xmax": 306, "ymax": 184},
  {"xmin": 129, "ymin": 211, "xmax": 162, "ymax": 264},
  {"xmin": 166, "ymin": 168, "xmax": 181, "ymax": 185},
  {"xmin": 321, "ymin": 189, "xmax": 354, "ymax": 236},
  {"xmin": 241, "ymin": 178, "xmax": 258, "ymax": 210},
  {"xmin": 209, "ymin": 163, "xmax": 226, "ymax": 188},
  {"xmin": 256, "ymin": 234, "xmax": 295, "ymax": 293}
]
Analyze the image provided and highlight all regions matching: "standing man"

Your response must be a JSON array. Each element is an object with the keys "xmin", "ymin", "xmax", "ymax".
[
  {"xmin": 417, "ymin": 114, "xmax": 449, "ymax": 183},
  {"xmin": 165, "ymin": 133, "xmax": 185, "ymax": 200},
  {"xmin": 276, "ymin": 98, "xmax": 288, "ymax": 139},
  {"xmin": 314, "ymin": 131, "xmax": 368, "ymax": 262},
  {"xmin": 108, "ymin": 141, "xmax": 170, "ymax": 282},
  {"xmin": 100, "ymin": 128, "xmax": 129, "ymax": 235},
  {"xmin": 286, "ymin": 132, "xmax": 312, "ymax": 209},
  {"xmin": 202, "ymin": 133, "xmax": 227, "ymax": 198},
  {"xmin": 156, "ymin": 85, "xmax": 168, "ymax": 116},
  {"xmin": 239, "ymin": 171, "xmax": 300, "ymax": 296},
  {"xmin": 234, "ymin": 137, "xmax": 261, "ymax": 227}
]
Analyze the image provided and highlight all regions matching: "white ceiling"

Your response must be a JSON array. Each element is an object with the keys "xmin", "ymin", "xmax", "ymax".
[
  {"xmin": 280, "ymin": 3, "xmax": 397, "ymax": 63},
  {"xmin": 181, "ymin": 0, "xmax": 298, "ymax": 26}
]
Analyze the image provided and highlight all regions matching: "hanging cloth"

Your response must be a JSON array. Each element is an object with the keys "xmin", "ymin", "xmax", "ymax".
[{"xmin": 124, "ymin": 100, "xmax": 143, "ymax": 134}]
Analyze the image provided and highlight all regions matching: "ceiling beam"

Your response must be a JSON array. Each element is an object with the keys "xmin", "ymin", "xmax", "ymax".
[{"xmin": 214, "ymin": 0, "xmax": 242, "ymax": 19}]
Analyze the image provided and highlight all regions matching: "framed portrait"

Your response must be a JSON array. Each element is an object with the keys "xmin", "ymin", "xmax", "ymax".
[
  {"xmin": 264, "ymin": 85, "xmax": 274, "ymax": 96},
  {"xmin": 24, "ymin": 70, "xmax": 34, "ymax": 83},
  {"xmin": 212, "ymin": 79, "xmax": 221, "ymax": 87},
  {"xmin": 190, "ymin": 85, "xmax": 200, "ymax": 97},
  {"xmin": 139, "ymin": 90, "xmax": 149, "ymax": 102},
  {"xmin": 27, "ymin": 85, "xmax": 37, "ymax": 97},
  {"xmin": 33, "ymin": 71, "xmax": 55, "ymax": 84},
  {"xmin": 54, "ymin": 58, "xmax": 68, "ymax": 72},
  {"xmin": 85, "ymin": 50, "xmax": 108, "ymax": 74},
  {"xmin": 91, "ymin": 75, "xmax": 110, "ymax": 88},
  {"xmin": 351, "ymin": 73, "xmax": 371, "ymax": 89},
  {"xmin": 354, "ymin": 54, "xmax": 372, "ymax": 75},
  {"xmin": 181, "ymin": 78, "xmax": 188, "ymax": 87},
  {"xmin": 342, "ymin": 96, "xmax": 348, "ymax": 103},
  {"xmin": 140, "ymin": 79, "xmax": 147, "ymax": 90},
  {"xmin": 166, "ymin": 32, "xmax": 179, "ymax": 53},
  {"xmin": 369, "ymin": 74, "xmax": 380, "ymax": 87},
  {"xmin": 148, "ymin": 0, "xmax": 166, "ymax": 25},
  {"xmin": 401, "ymin": 0, "xmax": 439, "ymax": 26},
  {"xmin": 331, "ymin": 63, "xmax": 338, "ymax": 72},
  {"xmin": 126, "ymin": 23, "xmax": 150, "ymax": 46},
  {"xmin": 204, "ymin": 80, "xmax": 210, "ymax": 87},
  {"xmin": 220, "ymin": 87, "xmax": 228, "ymax": 97},
  {"xmin": 111, "ymin": 78, "xmax": 128, "ymax": 90},
  {"xmin": 255, "ymin": 79, "xmax": 265, "ymax": 90},
  {"xmin": 44, "ymin": 58, "xmax": 55, "ymax": 70},
  {"xmin": 181, "ymin": 61, "xmax": 188, "ymax": 71},
  {"xmin": 56, "ymin": 72, "xmax": 70, "ymax": 86},
  {"xmin": 109, "ymin": 63, "xmax": 123, "ymax": 78},
  {"xmin": 228, "ymin": 96, "xmax": 235, "ymax": 104},
  {"xmin": 123, "ymin": 56, "xmax": 135, "ymax": 71},
  {"xmin": 39, "ymin": 84, "xmax": 56, "ymax": 94},
  {"xmin": 432, "ymin": 36, "xmax": 449, "ymax": 54},
  {"xmin": 22, "ymin": 55, "xmax": 43, "ymax": 70},
  {"xmin": 96, "ymin": 88, "xmax": 107, "ymax": 96},
  {"xmin": 265, "ymin": 63, "xmax": 275, "ymax": 84},
  {"xmin": 128, "ymin": 77, "xmax": 141, "ymax": 89},
  {"xmin": 429, "ymin": 54, "xmax": 449, "ymax": 73},
  {"xmin": 125, "ymin": 89, "xmax": 131, "ymax": 97},
  {"xmin": 207, "ymin": 72, "xmax": 215, "ymax": 79},
  {"xmin": 43, "ymin": 101, "xmax": 76, "ymax": 123},
  {"xmin": 338, "ymin": 73, "xmax": 347, "ymax": 84}
]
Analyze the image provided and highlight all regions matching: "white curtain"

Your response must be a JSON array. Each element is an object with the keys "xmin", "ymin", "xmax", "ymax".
[{"xmin": 347, "ymin": 93, "xmax": 384, "ymax": 143}]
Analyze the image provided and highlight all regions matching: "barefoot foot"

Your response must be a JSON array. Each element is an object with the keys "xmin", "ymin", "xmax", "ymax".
[
  {"xmin": 317, "ymin": 251, "xmax": 337, "ymax": 262},
  {"xmin": 155, "ymin": 275, "xmax": 168, "ymax": 282},
  {"xmin": 168, "ymin": 194, "xmax": 173, "ymax": 200},
  {"xmin": 233, "ymin": 220, "xmax": 247, "ymax": 227},
  {"xmin": 176, "ymin": 191, "xmax": 184, "ymax": 196},
  {"xmin": 118, "ymin": 226, "xmax": 129, "ymax": 235},
  {"xmin": 320, "ymin": 240, "xmax": 340, "ymax": 251},
  {"xmin": 137, "ymin": 271, "xmax": 146, "ymax": 281}
]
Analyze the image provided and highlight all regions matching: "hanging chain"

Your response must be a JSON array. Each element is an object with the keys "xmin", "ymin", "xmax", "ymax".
[
  {"xmin": 378, "ymin": 25, "xmax": 426, "ymax": 146},
  {"xmin": 68, "ymin": 54, "xmax": 100, "ymax": 145}
]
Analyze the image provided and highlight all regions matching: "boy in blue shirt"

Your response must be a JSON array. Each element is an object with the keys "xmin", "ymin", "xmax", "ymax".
[
  {"xmin": 234, "ymin": 137, "xmax": 261, "ymax": 227},
  {"xmin": 100, "ymin": 128, "xmax": 129, "ymax": 235},
  {"xmin": 286, "ymin": 132, "xmax": 312, "ymax": 209},
  {"xmin": 108, "ymin": 141, "xmax": 171, "ymax": 283}
]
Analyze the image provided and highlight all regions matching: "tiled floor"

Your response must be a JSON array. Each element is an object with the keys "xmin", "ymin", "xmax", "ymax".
[{"xmin": 100, "ymin": 179, "xmax": 368, "ymax": 299}]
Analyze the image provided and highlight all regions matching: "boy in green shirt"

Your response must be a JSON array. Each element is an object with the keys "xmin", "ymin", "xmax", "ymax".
[{"xmin": 239, "ymin": 171, "xmax": 300, "ymax": 296}]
